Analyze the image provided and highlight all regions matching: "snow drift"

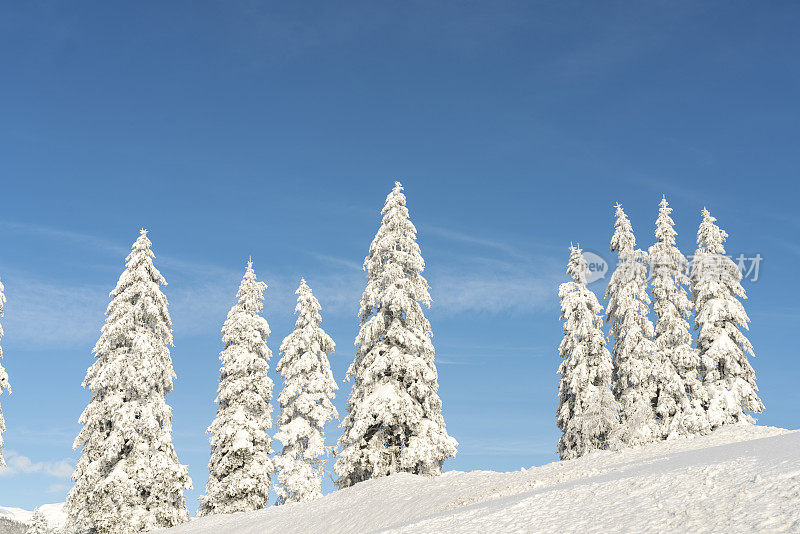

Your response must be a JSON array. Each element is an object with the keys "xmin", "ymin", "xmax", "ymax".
[{"xmin": 159, "ymin": 425, "xmax": 799, "ymax": 533}]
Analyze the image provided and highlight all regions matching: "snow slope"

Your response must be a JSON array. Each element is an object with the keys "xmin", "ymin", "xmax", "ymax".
[{"xmin": 159, "ymin": 424, "xmax": 799, "ymax": 533}]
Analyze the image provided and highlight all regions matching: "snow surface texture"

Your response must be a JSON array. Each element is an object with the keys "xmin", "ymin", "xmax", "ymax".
[{"xmin": 158, "ymin": 425, "xmax": 799, "ymax": 533}]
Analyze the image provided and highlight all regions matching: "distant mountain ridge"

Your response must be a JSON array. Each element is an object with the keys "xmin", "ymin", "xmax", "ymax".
[{"xmin": 0, "ymin": 503, "xmax": 66, "ymax": 533}]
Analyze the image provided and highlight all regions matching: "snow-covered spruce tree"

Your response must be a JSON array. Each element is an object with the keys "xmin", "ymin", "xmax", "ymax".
[
  {"xmin": 0, "ymin": 275, "xmax": 8, "ymax": 468},
  {"xmin": 198, "ymin": 260, "xmax": 274, "ymax": 516},
  {"xmin": 27, "ymin": 508, "xmax": 52, "ymax": 534},
  {"xmin": 66, "ymin": 230, "xmax": 191, "ymax": 534},
  {"xmin": 274, "ymin": 279, "xmax": 338, "ymax": 505},
  {"xmin": 692, "ymin": 209, "xmax": 763, "ymax": 428},
  {"xmin": 605, "ymin": 204, "xmax": 659, "ymax": 446},
  {"xmin": 335, "ymin": 182, "xmax": 457, "ymax": 489},
  {"xmin": 648, "ymin": 197, "xmax": 709, "ymax": 438},
  {"xmin": 557, "ymin": 244, "xmax": 619, "ymax": 460}
]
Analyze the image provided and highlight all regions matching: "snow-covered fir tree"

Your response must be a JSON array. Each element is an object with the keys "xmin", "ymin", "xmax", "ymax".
[
  {"xmin": 0, "ymin": 274, "xmax": 8, "ymax": 468},
  {"xmin": 198, "ymin": 260, "xmax": 274, "ymax": 516},
  {"xmin": 274, "ymin": 279, "xmax": 338, "ymax": 504},
  {"xmin": 605, "ymin": 204, "xmax": 659, "ymax": 446},
  {"xmin": 335, "ymin": 182, "xmax": 457, "ymax": 489},
  {"xmin": 692, "ymin": 208, "xmax": 763, "ymax": 428},
  {"xmin": 648, "ymin": 197, "xmax": 709, "ymax": 438},
  {"xmin": 557, "ymin": 244, "xmax": 619, "ymax": 460},
  {"xmin": 65, "ymin": 229, "xmax": 191, "ymax": 534},
  {"xmin": 26, "ymin": 508, "xmax": 52, "ymax": 534}
]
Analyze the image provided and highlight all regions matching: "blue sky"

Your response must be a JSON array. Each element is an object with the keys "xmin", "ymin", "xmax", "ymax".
[{"xmin": 1, "ymin": 1, "xmax": 798, "ymax": 511}]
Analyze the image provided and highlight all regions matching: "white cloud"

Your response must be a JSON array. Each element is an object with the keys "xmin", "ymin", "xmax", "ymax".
[
  {"xmin": 427, "ymin": 243, "xmax": 563, "ymax": 316},
  {"xmin": 425, "ymin": 225, "xmax": 530, "ymax": 260},
  {"xmin": 430, "ymin": 268, "xmax": 558, "ymax": 316},
  {"xmin": 8, "ymin": 427, "xmax": 76, "ymax": 447},
  {"xmin": 422, "ymin": 224, "xmax": 565, "ymax": 316},
  {"xmin": 0, "ymin": 451, "xmax": 74, "ymax": 479},
  {"xmin": 0, "ymin": 220, "xmax": 563, "ymax": 353},
  {"xmin": 2, "ymin": 275, "xmax": 107, "ymax": 349},
  {"xmin": 0, "ymin": 220, "xmax": 127, "ymax": 256},
  {"xmin": 165, "ymin": 266, "xmax": 362, "ymax": 338},
  {"xmin": 305, "ymin": 252, "xmax": 362, "ymax": 271},
  {"xmin": 436, "ymin": 358, "xmax": 475, "ymax": 366}
]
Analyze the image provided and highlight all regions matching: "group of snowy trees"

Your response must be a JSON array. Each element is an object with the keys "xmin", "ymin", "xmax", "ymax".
[
  {"xmin": 4, "ymin": 185, "xmax": 765, "ymax": 531},
  {"xmin": 0, "ymin": 182, "xmax": 457, "ymax": 533},
  {"xmin": 557, "ymin": 198, "xmax": 763, "ymax": 460}
]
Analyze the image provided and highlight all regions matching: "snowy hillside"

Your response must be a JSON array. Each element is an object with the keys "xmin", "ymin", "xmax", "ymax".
[
  {"xmin": 160, "ymin": 425, "xmax": 799, "ymax": 533},
  {"xmin": 0, "ymin": 502, "xmax": 66, "ymax": 531}
]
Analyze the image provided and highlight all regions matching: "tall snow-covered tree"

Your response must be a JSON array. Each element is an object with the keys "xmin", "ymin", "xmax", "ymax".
[
  {"xmin": 557, "ymin": 244, "xmax": 618, "ymax": 460},
  {"xmin": 65, "ymin": 229, "xmax": 191, "ymax": 534},
  {"xmin": 0, "ymin": 275, "xmax": 8, "ymax": 468},
  {"xmin": 605, "ymin": 204, "xmax": 659, "ymax": 446},
  {"xmin": 692, "ymin": 208, "xmax": 763, "ymax": 428},
  {"xmin": 274, "ymin": 279, "xmax": 338, "ymax": 505},
  {"xmin": 648, "ymin": 197, "xmax": 709, "ymax": 438},
  {"xmin": 198, "ymin": 260, "xmax": 274, "ymax": 516},
  {"xmin": 335, "ymin": 182, "xmax": 457, "ymax": 489}
]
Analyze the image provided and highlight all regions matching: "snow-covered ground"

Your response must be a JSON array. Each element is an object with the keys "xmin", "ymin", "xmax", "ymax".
[
  {"xmin": 160, "ymin": 424, "xmax": 799, "ymax": 533},
  {"xmin": 2, "ymin": 425, "xmax": 796, "ymax": 533}
]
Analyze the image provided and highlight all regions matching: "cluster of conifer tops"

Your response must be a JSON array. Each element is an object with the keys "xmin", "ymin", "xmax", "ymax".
[{"xmin": 556, "ymin": 198, "xmax": 763, "ymax": 461}]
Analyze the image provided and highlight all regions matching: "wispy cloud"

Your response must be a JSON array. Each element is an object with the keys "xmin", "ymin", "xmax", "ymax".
[
  {"xmin": 0, "ymin": 220, "xmax": 128, "ymax": 256},
  {"xmin": 2, "ymin": 274, "xmax": 107, "ymax": 349},
  {"xmin": 426, "ymin": 225, "xmax": 530, "ymax": 260},
  {"xmin": 436, "ymin": 358, "xmax": 475, "ymax": 366},
  {"xmin": 7, "ymin": 427, "xmax": 76, "ymax": 447},
  {"xmin": 0, "ymin": 255, "xmax": 361, "ymax": 349},
  {"xmin": 427, "ymin": 244, "xmax": 562, "ymax": 316},
  {"xmin": 168, "ymin": 266, "xmax": 363, "ymax": 337},
  {"xmin": 298, "ymin": 273, "xmax": 362, "ymax": 317},
  {"xmin": 0, "ymin": 219, "xmax": 561, "ymax": 351},
  {"xmin": 305, "ymin": 252, "xmax": 362, "ymax": 272},
  {"xmin": 0, "ymin": 451, "xmax": 74, "ymax": 479},
  {"xmin": 430, "ymin": 267, "xmax": 558, "ymax": 316},
  {"xmin": 423, "ymin": 223, "xmax": 564, "ymax": 316}
]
